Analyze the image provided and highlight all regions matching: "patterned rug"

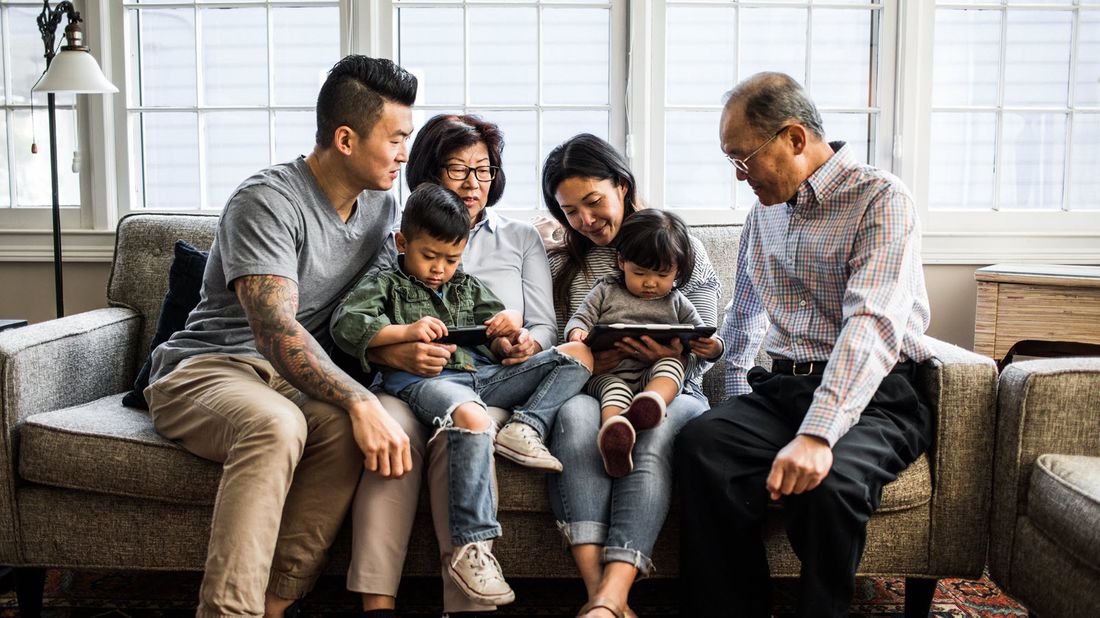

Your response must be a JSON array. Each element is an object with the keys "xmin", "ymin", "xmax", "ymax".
[{"xmin": 0, "ymin": 569, "xmax": 1027, "ymax": 617}]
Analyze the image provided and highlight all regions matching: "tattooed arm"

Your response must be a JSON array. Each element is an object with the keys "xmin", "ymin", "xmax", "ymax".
[{"xmin": 235, "ymin": 274, "xmax": 412, "ymax": 477}]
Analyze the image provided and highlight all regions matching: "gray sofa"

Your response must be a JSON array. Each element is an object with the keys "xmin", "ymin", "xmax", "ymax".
[
  {"xmin": 989, "ymin": 357, "xmax": 1100, "ymax": 617},
  {"xmin": 0, "ymin": 213, "xmax": 998, "ymax": 615}
]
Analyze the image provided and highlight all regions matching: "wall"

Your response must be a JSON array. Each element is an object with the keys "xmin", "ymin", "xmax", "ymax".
[{"xmin": 0, "ymin": 260, "xmax": 986, "ymax": 352}]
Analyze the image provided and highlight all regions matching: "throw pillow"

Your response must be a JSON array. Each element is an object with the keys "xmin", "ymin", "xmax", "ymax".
[{"xmin": 121, "ymin": 240, "xmax": 208, "ymax": 409}]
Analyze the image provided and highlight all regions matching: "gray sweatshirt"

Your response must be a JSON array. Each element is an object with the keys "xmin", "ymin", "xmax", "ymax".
[{"xmin": 565, "ymin": 274, "xmax": 704, "ymax": 336}]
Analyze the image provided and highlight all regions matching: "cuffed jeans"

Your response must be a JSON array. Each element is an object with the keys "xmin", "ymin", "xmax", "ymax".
[
  {"xmin": 397, "ymin": 348, "xmax": 591, "ymax": 546},
  {"xmin": 346, "ymin": 393, "xmax": 508, "ymax": 614},
  {"xmin": 146, "ymin": 354, "xmax": 363, "ymax": 618},
  {"xmin": 547, "ymin": 386, "xmax": 708, "ymax": 575}
]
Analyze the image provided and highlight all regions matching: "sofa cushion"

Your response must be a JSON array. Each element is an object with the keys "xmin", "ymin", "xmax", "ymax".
[
  {"xmin": 19, "ymin": 395, "xmax": 221, "ymax": 506},
  {"xmin": 122, "ymin": 240, "xmax": 209, "ymax": 409},
  {"xmin": 1027, "ymin": 453, "xmax": 1100, "ymax": 572}
]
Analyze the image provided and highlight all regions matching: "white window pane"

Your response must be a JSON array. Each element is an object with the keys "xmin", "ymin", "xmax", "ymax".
[
  {"xmin": 139, "ymin": 112, "xmax": 199, "ymax": 210},
  {"xmin": 273, "ymin": 7, "xmax": 337, "ymax": 106},
  {"xmin": 999, "ymin": 112, "xmax": 1066, "ymax": 210},
  {"xmin": 398, "ymin": 8, "xmax": 463, "ymax": 106},
  {"xmin": 13, "ymin": 108, "xmax": 78, "ymax": 208},
  {"xmin": 0, "ymin": 10, "xmax": 8, "ymax": 105},
  {"xmin": 1007, "ymin": 0, "xmax": 1072, "ymax": 4},
  {"xmin": 12, "ymin": 6, "xmax": 73, "ymax": 106},
  {"xmin": 482, "ymin": 111, "xmax": 536, "ymax": 209},
  {"xmin": 275, "ymin": 110, "xmax": 314, "ymax": 164},
  {"xmin": 0, "ymin": 113, "xmax": 7, "ymax": 206},
  {"xmin": 810, "ymin": 9, "xmax": 874, "ymax": 108},
  {"xmin": 470, "ymin": 8, "xmax": 536, "ymax": 105},
  {"xmin": 666, "ymin": 7, "xmax": 735, "ymax": 106},
  {"xmin": 1076, "ymin": 10, "xmax": 1100, "ymax": 107},
  {"xmin": 929, "ymin": 112, "xmax": 996, "ymax": 210},
  {"xmin": 1069, "ymin": 114, "xmax": 1100, "ymax": 210},
  {"xmin": 665, "ymin": 110, "xmax": 730, "ymax": 210},
  {"xmin": 821, "ymin": 113, "xmax": 872, "ymax": 165},
  {"xmin": 206, "ymin": 111, "xmax": 270, "ymax": 209},
  {"xmin": 932, "ymin": 9, "xmax": 1000, "ymax": 107},
  {"xmin": 1004, "ymin": 11, "xmax": 1072, "ymax": 107},
  {"xmin": 202, "ymin": 7, "xmax": 268, "ymax": 106},
  {"xmin": 130, "ymin": 8, "xmax": 196, "ymax": 107},
  {"xmin": 542, "ymin": 110, "xmax": 609, "ymax": 165},
  {"xmin": 740, "ymin": 8, "xmax": 807, "ymax": 85},
  {"xmin": 543, "ymin": 8, "xmax": 609, "ymax": 105}
]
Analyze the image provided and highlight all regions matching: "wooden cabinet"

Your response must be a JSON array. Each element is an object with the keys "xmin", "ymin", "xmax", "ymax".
[{"xmin": 974, "ymin": 264, "xmax": 1100, "ymax": 361}]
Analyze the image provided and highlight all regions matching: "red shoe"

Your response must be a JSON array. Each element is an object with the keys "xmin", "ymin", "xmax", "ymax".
[
  {"xmin": 622, "ymin": 391, "xmax": 666, "ymax": 431},
  {"xmin": 597, "ymin": 416, "xmax": 636, "ymax": 478}
]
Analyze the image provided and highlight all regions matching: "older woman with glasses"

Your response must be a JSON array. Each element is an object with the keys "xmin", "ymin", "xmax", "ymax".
[{"xmin": 348, "ymin": 114, "xmax": 559, "ymax": 617}]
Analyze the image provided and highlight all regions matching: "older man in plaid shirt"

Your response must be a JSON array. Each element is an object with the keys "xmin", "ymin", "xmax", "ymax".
[{"xmin": 675, "ymin": 72, "xmax": 935, "ymax": 618}]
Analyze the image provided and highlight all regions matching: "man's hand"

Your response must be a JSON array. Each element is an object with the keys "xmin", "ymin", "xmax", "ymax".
[
  {"xmin": 348, "ymin": 399, "xmax": 412, "ymax": 478},
  {"xmin": 484, "ymin": 309, "xmax": 523, "ymax": 339},
  {"xmin": 404, "ymin": 316, "xmax": 448, "ymax": 342},
  {"xmin": 368, "ymin": 341, "xmax": 456, "ymax": 377},
  {"xmin": 766, "ymin": 434, "xmax": 833, "ymax": 500},
  {"xmin": 568, "ymin": 328, "xmax": 589, "ymax": 343},
  {"xmin": 494, "ymin": 328, "xmax": 542, "ymax": 366},
  {"xmin": 690, "ymin": 336, "xmax": 724, "ymax": 361}
]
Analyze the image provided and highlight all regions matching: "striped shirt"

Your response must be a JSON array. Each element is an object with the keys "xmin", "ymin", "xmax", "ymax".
[
  {"xmin": 549, "ymin": 234, "xmax": 722, "ymax": 389},
  {"xmin": 719, "ymin": 143, "xmax": 932, "ymax": 447}
]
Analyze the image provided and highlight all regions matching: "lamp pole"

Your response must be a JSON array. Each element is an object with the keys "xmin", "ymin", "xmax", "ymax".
[{"xmin": 36, "ymin": 1, "xmax": 79, "ymax": 318}]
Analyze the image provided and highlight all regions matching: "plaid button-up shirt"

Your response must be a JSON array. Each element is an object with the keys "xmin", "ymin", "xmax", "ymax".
[{"xmin": 719, "ymin": 143, "xmax": 933, "ymax": 446}]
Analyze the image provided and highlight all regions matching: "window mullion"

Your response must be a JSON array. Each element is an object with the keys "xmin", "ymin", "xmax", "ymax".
[
  {"xmin": 194, "ymin": 4, "xmax": 208, "ymax": 211},
  {"xmin": 992, "ymin": 3, "xmax": 1008, "ymax": 213},
  {"xmin": 1063, "ymin": 4, "xmax": 1079, "ymax": 212},
  {"xmin": 267, "ymin": 2, "xmax": 277, "ymax": 165}
]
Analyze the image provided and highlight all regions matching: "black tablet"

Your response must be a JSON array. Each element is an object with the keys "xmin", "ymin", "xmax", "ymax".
[
  {"xmin": 435, "ymin": 325, "xmax": 490, "ymax": 347},
  {"xmin": 585, "ymin": 323, "xmax": 717, "ymax": 352}
]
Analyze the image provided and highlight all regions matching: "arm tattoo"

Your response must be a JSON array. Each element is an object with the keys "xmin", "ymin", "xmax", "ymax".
[{"xmin": 236, "ymin": 275, "xmax": 375, "ymax": 410}]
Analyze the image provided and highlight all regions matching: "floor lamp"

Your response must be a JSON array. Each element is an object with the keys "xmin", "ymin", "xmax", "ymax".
[{"xmin": 32, "ymin": 1, "xmax": 116, "ymax": 318}]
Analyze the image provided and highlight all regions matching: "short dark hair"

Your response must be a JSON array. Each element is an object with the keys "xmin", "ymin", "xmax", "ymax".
[
  {"xmin": 406, "ymin": 114, "xmax": 507, "ymax": 208},
  {"xmin": 541, "ymin": 133, "xmax": 641, "ymax": 306},
  {"xmin": 615, "ymin": 209, "xmax": 695, "ymax": 288},
  {"xmin": 401, "ymin": 183, "xmax": 471, "ymax": 245},
  {"xmin": 723, "ymin": 72, "xmax": 825, "ymax": 140},
  {"xmin": 315, "ymin": 55, "xmax": 418, "ymax": 148}
]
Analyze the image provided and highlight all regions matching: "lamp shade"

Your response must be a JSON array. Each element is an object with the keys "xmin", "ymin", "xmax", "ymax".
[{"xmin": 33, "ymin": 48, "xmax": 117, "ymax": 94}]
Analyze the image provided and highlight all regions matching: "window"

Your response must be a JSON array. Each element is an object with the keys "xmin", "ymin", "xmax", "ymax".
[
  {"xmin": 929, "ymin": 0, "xmax": 1099, "ymax": 212},
  {"xmin": 0, "ymin": 0, "xmax": 80, "ymax": 212},
  {"xmin": 123, "ymin": 0, "xmax": 338, "ymax": 211},
  {"xmin": 392, "ymin": 0, "xmax": 625, "ymax": 210}
]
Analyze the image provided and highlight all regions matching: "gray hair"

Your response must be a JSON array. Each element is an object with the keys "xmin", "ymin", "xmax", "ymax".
[{"xmin": 722, "ymin": 72, "xmax": 825, "ymax": 140}]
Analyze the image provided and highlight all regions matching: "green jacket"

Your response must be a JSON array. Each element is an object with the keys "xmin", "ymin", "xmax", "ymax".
[{"xmin": 331, "ymin": 262, "xmax": 505, "ymax": 374}]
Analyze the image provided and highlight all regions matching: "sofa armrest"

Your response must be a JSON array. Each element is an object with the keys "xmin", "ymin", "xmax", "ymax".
[
  {"xmin": 0, "ymin": 307, "xmax": 142, "ymax": 563},
  {"xmin": 918, "ymin": 336, "xmax": 999, "ymax": 576},
  {"xmin": 988, "ymin": 357, "xmax": 1100, "ymax": 585}
]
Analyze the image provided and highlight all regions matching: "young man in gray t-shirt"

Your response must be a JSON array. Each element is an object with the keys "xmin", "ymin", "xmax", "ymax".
[{"xmin": 144, "ymin": 56, "xmax": 417, "ymax": 618}]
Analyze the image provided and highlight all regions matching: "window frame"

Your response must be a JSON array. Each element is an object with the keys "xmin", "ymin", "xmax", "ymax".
[{"xmin": 4, "ymin": 0, "xmax": 1098, "ymax": 265}]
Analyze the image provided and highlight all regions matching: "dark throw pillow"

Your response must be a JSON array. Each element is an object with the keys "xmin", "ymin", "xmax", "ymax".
[{"xmin": 121, "ymin": 240, "xmax": 208, "ymax": 409}]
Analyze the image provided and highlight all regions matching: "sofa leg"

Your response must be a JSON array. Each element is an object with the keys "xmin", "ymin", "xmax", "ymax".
[
  {"xmin": 15, "ymin": 567, "xmax": 46, "ymax": 618},
  {"xmin": 903, "ymin": 577, "xmax": 937, "ymax": 618}
]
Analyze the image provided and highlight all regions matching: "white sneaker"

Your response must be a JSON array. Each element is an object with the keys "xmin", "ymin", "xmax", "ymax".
[
  {"xmin": 494, "ymin": 421, "xmax": 563, "ymax": 472},
  {"xmin": 448, "ymin": 541, "xmax": 516, "ymax": 605}
]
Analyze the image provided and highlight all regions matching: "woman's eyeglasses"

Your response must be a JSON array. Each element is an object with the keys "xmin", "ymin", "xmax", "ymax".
[{"xmin": 443, "ymin": 164, "xmax": 499, "ymax": 182}]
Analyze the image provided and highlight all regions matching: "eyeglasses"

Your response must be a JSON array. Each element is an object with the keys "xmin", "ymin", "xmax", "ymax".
[
  {"xmin": 726, "ymin": 125, "xmax": 791, "ymax": 174},
  {"xmin": 443, "ymin": 164, "xmax": 499, "ymax": 182}
]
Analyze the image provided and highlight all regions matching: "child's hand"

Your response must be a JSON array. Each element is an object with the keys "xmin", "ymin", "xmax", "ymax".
[
  {"xmin": 485, "ymin": 310, "xmax": 522, "ymax": 338},
  {"xmin": 690, "ymin": 336, "xmax": 724, "ymax": 361},
  {"xmin": 404, "ymin": 316, "xmax": 448, "ymax": 343},
  {"xmin": 568, "ymin": 328, "xmax": 589, "ymax": 343}
]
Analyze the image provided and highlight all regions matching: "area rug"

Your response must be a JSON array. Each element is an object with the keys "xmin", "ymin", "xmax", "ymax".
[{"xmin": 0, "ymin": 569, "xmax": 1027, "ymax": 617}]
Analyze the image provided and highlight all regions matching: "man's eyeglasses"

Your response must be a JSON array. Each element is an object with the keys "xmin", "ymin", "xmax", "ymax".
[
  {"xmin": 726, "ymin": 125, "xmax": 791, "ymax": 174},
  {"xmin": 443, "ymin": 164, "xmax": 499, "ymax": 182}
]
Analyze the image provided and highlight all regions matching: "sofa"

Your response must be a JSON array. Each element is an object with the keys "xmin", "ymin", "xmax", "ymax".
[
  {"xmin": 989, "ymin": 357, "xmax": 1100, "ymax": 617},
  {"xmin": 0, "ymin": 212, "xmax": 998, "ymax": 616}
]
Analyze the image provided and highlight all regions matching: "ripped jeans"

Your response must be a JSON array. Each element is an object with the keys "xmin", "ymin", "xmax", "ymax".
[{"xmin": 397, "ymin": 348, "xmax": 591, "ymax": 546}]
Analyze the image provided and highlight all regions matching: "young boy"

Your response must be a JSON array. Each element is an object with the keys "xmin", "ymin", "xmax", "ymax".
[{"xmin": 332, "ymin": 183, "xmax": 592, "ymax": 605}]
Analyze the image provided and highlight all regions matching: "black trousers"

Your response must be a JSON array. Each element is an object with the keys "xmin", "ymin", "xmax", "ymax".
[{"xmin": 674, "ymin": 364, "xmax": 933, "ymax": 618}]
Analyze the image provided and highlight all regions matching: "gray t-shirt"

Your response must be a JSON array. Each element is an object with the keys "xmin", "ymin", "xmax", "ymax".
[{"xmin": 149, "ymin": 157, "xmax": 399, "ymax": 383}]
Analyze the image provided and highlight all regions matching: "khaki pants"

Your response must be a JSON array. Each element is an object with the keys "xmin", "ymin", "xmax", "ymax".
[
  {"xmin": 346, "ymin": 393, "xmax": 508, "ymax": 613},
  {"xmin": 146, "ymin": 354, "xmax": 363, "ymax": 618}
]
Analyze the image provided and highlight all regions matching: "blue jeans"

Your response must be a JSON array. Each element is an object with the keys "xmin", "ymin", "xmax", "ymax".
[
  {"xmin": 398, "ymin": 347, "xmax": 591, "ymax": 546},
  {"xmin": 547, "ymin": 384, "xmax": 708, "ymax": 575}
]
